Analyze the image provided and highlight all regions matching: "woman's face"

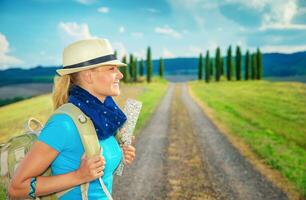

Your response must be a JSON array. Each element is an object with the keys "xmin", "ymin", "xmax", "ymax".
[{"xmin": 88, "ymin": 65, "xmax": 123, "ymax": 101}]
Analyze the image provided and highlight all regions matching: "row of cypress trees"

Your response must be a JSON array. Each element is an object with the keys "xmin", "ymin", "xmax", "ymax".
[
  {"xmin": 116, "ymin": 47, "xmax": 164, "ymax": 83},
  {"xmin": 198, "ymin": 46, "xmax": 263, "ymax": 83},
  {"xmin": 118, "ymin": 45, "xmax": 262, "ymax": 84}
]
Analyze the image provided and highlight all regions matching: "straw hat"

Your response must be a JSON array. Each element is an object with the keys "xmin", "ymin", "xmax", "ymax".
[{"xmin": 56, "ymin": 38, "xmax": 127, "ymax": 76}]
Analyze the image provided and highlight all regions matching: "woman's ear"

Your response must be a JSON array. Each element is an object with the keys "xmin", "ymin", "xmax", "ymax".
[{"xmin": 81, "ymin": 70, "xmax": 93, "ymax": 84}]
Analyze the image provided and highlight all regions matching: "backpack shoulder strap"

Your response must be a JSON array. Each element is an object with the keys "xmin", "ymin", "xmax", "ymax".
[
  {"xmin": 54, "ymin": 103, "xmax": 101, "ymax": 157},
  {"xmin": 53, "ymin": 103, "xmax": 113, "ymax": 200}
]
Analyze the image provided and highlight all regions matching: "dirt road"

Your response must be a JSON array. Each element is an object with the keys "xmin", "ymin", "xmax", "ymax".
[
  {"xmin": 113, "ymin": 83, "xmax": 174, "ymax": 200},
  {"xmin": 113, "ymin": 83, "xmax": 288, "ymax": 200}
]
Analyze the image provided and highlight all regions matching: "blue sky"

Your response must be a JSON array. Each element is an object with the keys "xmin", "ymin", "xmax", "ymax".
[{"xmin": 1, "ymin": 0, "xmax": 306, "ymax": 69}]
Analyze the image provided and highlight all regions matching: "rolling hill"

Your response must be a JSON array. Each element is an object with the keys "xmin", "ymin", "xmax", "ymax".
[{"xmin": 0, "ymin": 51, "xmax": 305, "ymax": 86}]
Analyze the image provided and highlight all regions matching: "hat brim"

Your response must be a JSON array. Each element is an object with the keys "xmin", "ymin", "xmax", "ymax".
[{"xmin": 56, "ymin": 60, "xmax": 127, "ymax": 76}]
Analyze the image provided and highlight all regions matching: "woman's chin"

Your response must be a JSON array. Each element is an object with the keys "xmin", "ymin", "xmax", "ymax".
[
  {"xmin": 111, "ymin": 85, "xmax": 120, "ymax": 95},
  {"xmin": 111, "ymin": 89, "xmax": 120, "ymax": 96}
]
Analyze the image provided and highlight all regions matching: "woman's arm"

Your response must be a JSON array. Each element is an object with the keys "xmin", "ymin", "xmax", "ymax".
[{"xmin": 8, "ymin": 141, "xmax": 105, "ymax": 198}]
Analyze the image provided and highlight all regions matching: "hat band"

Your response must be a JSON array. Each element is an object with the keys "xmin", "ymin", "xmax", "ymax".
[{"xmin": 63, "ymin": 54, "xmax": 116, "ymax": 69}]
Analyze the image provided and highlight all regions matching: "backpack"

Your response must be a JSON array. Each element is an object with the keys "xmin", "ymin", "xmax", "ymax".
[{"xmin": 0, "ymin": 103, "xmax": 113, "ymax": 200}]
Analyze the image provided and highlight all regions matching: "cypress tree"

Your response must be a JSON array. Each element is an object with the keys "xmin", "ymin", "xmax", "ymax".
[
  {"xmin": 215, "ymin": 47, "xmax": 221, "ymax": 81},
  {"xmin": 146, "ymin": 46, "xmax": 152, "ymax": 83},
  {"xmin": 256, "ymin": 48, "xmax": 263, "ymax": 80},
  {"xmin": 130, "ymin": 56, "xmax": 133, "ymax": 81},
  {"xmin": 210, "ymin": 59, "xmax": 214, "ymax": 78},
  {"xmin": 140, "ymin": 59, "xmax": 144, "ymax": 76},
  {"xmin": 236, "ymin": 46, "xmax": 242, "ymax": 80},
  {"xmin": 118, "ymin": 55, "xmax": 124, "ymax": 74},
  {"xmin": 227, "ymin": 46, "xmax": 232, "ymax": 81},
  {"xmin": 220, "ymin": 57, "xmax": 224, "ymax": 76},
  {"xmin": 251, "ymin": 53, "xmax": 257, "ymax": 80},
  {"xmin": 159, "ymin": 57, "xmax": 164, "ymax": 78},
  {"xmin": 205, "ymin": 50, "xmax": 210, "ymax": 83},
  {"xmin": 129, "ymin": 54, "xmax": 134, "ymax": 78},
  {"xmin": 198, "ymin": 53, "xmax": 203, "ymax": 80},
  {"xmin": 122, "ymin": 56, "xmax": 129, "ymax": 82},
  {"xmin": 245, "ymin": 50, "xmax": 250, "ymax": 80},
  {"xmin": 114, "ymin": 50, "xmax": 118, "ymax": 58},
  {"xmin": 134, "ymin": 58, "xmax": 138, "ymax": 82}
]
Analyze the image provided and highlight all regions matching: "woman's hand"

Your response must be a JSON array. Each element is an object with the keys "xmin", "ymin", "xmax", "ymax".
[
  {"xmin": 75, "ymin": 154, "xmax": 105, "ymax": 183},
  {"xmin": 121, "ymin": 144, "xmax": 136, "ymax": 165}
]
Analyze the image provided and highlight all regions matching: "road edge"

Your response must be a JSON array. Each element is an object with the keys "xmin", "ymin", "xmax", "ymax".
[{"xmin": 186, "ymin": 83, "xmax": 304, "ymax": 200}]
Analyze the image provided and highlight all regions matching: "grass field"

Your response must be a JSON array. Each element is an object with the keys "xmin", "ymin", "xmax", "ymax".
[
  {"xmin": 0, "ymin": 78, "xmax": 167, "ymax": 197},
  {"xmin": 265, "ymin": 75, "xmax": 306, "ymax": 83},
  {"xmin": 0, "ymin": 78, "xmax": 167, "ymax": 143},
  {"xmin": 188, "ymin": 80, "xmax": 306, "ymax": 198}
]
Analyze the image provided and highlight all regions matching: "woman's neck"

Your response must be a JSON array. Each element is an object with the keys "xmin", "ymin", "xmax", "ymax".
[{"xmin": 77, "ymin": 84, "xmax": 106, "ymax": 103}]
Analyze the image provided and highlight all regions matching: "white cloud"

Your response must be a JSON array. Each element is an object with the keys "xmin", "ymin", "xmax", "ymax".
[
  {"xmin": 260, "ymin": 23, "xmax": 306, "ymax": 30},
  {"xmin": 162, "ymin": 48, "xmax": 175, "ymax": 58},
  {"xmin": 0, "ymin": 34, "xmax": 9, "ymax": 54},
  {"xmin": 131, "ymin": 32, "xmax": 143, "ymax": 38},
  {"xmin": 224, "ymin": 0, "xmax": 270, "ymax": 10},
  {"xmin": 58, "ymin": 22, "xmax": 96, "ymax": 43},
  {"xmin": 75, "ymin": 0, "xmax": 96, "ymax": 5},
  {"xmin": 112, "ymin": 41, "xmax": 127, "ymax": 60},
  {"xmin": 154, "ymin": 26, "xmax": 182, "ymax": 39},
  {"xmin": 0, "ymin": 33, "xmax": 23, "ymax": 69},
  {"xmin": 98, "ymin": 7, "xmax": 109, "ymax": 13},
  {"xmin": 259, "ymin": 0, "xmax": 306, "ymax": 30},
  {"xmin": 282, "ymin": 0, "xmax": 297, "ymax": 23},
  {"xmin": 168, "ymin": 0, "xmax": 306, "ymax": 32},
  {"xmin": 261, "ymin": 44, "xmax": 306, "ymax": 53},
  {"xmin": 226, "ymin": 0, "xmax": 306, "ymax": 30},
  {"xmin": 201, "ymin": 2, "xmax": 219, "ymax": 9},
  {"xmin": 119, "ymin": 26, "xmax": 125, "ymax": 33}
]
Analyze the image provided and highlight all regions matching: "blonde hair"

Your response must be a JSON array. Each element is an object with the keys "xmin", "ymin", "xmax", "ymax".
[{"xmin": 52, "ymin": 74, "xmax": 78, "ymax": 110}]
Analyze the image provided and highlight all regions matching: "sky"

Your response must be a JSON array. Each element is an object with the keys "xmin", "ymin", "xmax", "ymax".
[{"xmin": 0, "ymin": 0, "xmax": 306, "ymax": 69}]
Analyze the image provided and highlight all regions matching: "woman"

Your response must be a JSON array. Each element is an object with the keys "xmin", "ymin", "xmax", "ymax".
[{"xmin": 8, "ymin": 38, "xmax": 136, "ymax": 199}]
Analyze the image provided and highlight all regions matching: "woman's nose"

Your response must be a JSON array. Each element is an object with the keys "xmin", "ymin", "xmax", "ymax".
[{"xmin": 117, "ymin": 68, "xmax": 123, "ymax": 80}]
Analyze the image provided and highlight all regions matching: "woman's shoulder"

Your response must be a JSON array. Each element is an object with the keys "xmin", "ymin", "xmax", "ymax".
[
  {"xmin": 40, "ymin": 113, "xmax": 79, "ymax": 139},
  {"xmin": 48, "ymin": 113, "xmax": 73, "ymax": 121},
  {"xmin": 38, "ymin": 114, "xmax": 79, "ymax": 152},
  {"xmin": 46, "ymin": 113, "xmax": 76, "ymax": 129}
]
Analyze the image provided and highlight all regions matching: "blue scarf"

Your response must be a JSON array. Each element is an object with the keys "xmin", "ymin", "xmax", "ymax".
[{"xmin": 68, "ymin": 85, "xmax": 127, "ymax": 140}]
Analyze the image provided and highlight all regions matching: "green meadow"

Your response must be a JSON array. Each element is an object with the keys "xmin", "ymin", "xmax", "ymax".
[
  {"xmin": 189, "ymin": 80, "xmax": 306, "ymax": 197},
  {"xmin": 0, "ymin": 78, "xmax": 167, "ymax": 197},
  {"xmin": 0, "ymin": 78, "xmax": 167, "ymax": 143}
]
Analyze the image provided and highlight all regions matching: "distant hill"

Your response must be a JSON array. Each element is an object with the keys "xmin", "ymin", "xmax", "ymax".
[
  {"xmin": 150, "ymin": 51, "xmax": 306, "ymax": 77},
  {"xmin": 263, "ymin": 51, "xmax": 306, "ymax": 76},
  {"xmin": 0, "ymin": 66, "xmax": 59, "ymax": 86},
  {"xmin": 0, "ymin": 51, "xmax": 305, "ymax": 86}
]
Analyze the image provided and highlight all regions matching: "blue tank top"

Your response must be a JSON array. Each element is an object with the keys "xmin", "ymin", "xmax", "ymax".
[{"xmin": 38, "ymin": 114, "xmax": 123, "ymax": 200}]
